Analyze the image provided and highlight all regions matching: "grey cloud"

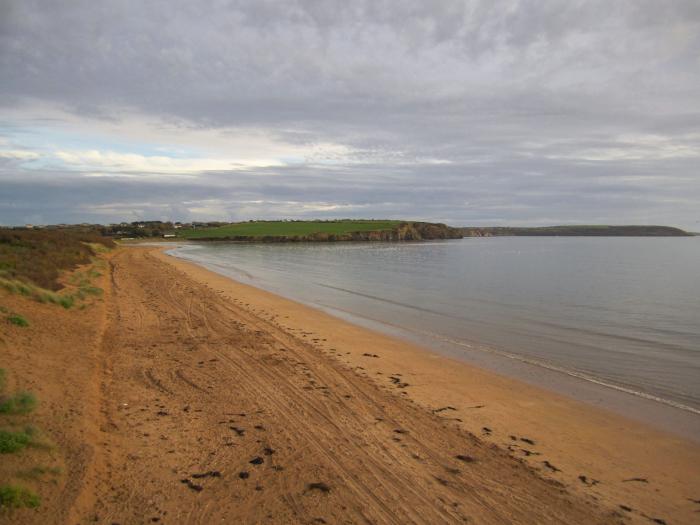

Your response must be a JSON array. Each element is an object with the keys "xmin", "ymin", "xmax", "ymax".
[
  {"xmin": 2, "ymin": 154, "xmax": 698, "ymax": 227},
  {"xmin": 0, "ymin": 0, "xmax": 699, "ymax": 227}
]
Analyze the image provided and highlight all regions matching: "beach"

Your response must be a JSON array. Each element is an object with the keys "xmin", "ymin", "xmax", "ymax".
[{"xmin": 2, "ymin": 245, "xmax": 698, "ymax": 524}]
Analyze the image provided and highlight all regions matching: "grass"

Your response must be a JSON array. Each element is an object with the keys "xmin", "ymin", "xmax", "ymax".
[
  {"xmin": 0, "ymin": 485, "xmax": 40, "ymax": 508},
  {"xmin": 0, "ymin": 428, "xmax": 36, "ymax": 454},
  {"xmin": 0, "ymin": 277, "xmax": 76, "ymax": 309},
  {"xmin": 177, "ymin": 220, "xmax": 403, "ymax": 239},
  {"xmin": 6, "ymin": 314, "xmax": 29, "ymax": 327},
  {"xmin": 0, "ymin": 369, "xmax": 45, "ymax": 510},
  {"xmin": 0, "ymin": 392, "xmax": 37, "ymax": 415},
  {"xmin": 0, "ymin": 272, "xmax": 103, "ymax": 309}
]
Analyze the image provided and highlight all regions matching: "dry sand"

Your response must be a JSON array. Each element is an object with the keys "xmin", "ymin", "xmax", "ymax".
[{"xmin": 0, "ymin": 245, "xmax": 698, "ymax": 524}]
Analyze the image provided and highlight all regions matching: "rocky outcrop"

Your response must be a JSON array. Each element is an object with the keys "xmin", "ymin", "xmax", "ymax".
[{"xmin": 195, "ymin": 222, "xmax": 463, "ymax": 243}]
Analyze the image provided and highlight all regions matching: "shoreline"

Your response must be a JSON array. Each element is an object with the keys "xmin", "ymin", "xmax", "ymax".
[
  {"xmin": 156, "ymin": 246, "xmax": 700, "ymax": 524},
  {"xmin": 166, "ymin": 242, "xmax": 700, "ymax": 441}
]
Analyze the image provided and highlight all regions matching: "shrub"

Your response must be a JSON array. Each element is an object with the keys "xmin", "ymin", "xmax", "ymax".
[
  {"xmin": 0, "ymin": 392, "xmax": 37, "ymax": 414},
  {"xmin": 0, "ymin": 228, "xmax": 114, "ymax": 291},
  {"xmin": 0, "ymin": 428, "xmax": 35, "ymax": 453},
  {"xmin": 0, "ymin": 485, "xmax": 40, "ymax": 508},
  {"xmin": 7, "ymin": 314, "xmax": 29, "ymax": 327}
]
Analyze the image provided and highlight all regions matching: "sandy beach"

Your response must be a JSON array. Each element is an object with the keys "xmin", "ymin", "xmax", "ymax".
[{"xmin": 1, "ymin": 245, "xmax": 698, "ymax": 524}]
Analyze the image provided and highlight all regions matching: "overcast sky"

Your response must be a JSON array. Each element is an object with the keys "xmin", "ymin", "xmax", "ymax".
[{"xmin": 1, "ymin": 1, "xmax": 699, "ymax": 228}]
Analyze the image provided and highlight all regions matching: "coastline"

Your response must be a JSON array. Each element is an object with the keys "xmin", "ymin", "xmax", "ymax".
[
  {"xmin": 166, "ymin": 237, "xmax": 700, "ymax": 427},
  {"xmin": 156, "ymin": 246, "xmax": 700, "ymax": 524}
]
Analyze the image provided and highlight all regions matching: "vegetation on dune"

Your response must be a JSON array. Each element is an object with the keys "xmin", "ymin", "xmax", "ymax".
[
  {"xmin": 0, "ymin": 370, "xmax": 46, "ymax": 510},
  {"xmin": 0, "ymin": 485, "xmax": 40, "ymax": 509},
  {"xmin": 0, "ymin": 392, "xmax": 37, "ymax": 415},
  {"xmin": 0, "ymin": 427, "xmax": 36, "ymax": 454},
  {"xmin": 177, "ymin": 220, "xmax": 403, "ymax": 239},
  {"xmin": 0, "ymin": 277, "xmax": 77, "ymax": 309},
  {"xmin": 0, "ymin": 230, "xmax": 110, "ymax": 309},
  {"xmin": 0, "ymin": 229, "xmax": 114, "ymax": 291},
  {"xmin": 6, "ymin": 314, "xmax": 29, "ymax": 327},
  {"xmin": 0, "ymin": 368, "xmax": 38, "ymax": 429}
]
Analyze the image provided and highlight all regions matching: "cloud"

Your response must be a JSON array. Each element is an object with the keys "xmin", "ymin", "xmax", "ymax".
[
  {"xmin": 52, "ymin": 149, "xmax": 283, "ymax": 175},
  {"xmin": 0, "ymin": 1, "xmax": 699, "ymax": 227},
  {"xmin": 0, "ymin": 149, "xmax": 39, "ymax": 160}
]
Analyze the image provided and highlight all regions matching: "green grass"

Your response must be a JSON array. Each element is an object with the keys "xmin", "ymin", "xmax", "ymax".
[
  {"xmin": 6, "ymin": 314, "xmax": 29, "ymax": 327},
  {"xmin": 0, "ymin": 276, "xmax": 98, "ymax": 310},
  {"xmin": 0, "ymin": 277, "xmax": 76, "ymax": 309},
  {"xmin": 178, "ymin": 220, "xmax": 402, "ymax": 239},
  {"xmin": 0, "ymin": 485, "xmax": 40, "ymax": 508},
  {"xmin": 79, "ymin": 284, "xmax": 102, "ymax": 297},
  {"xmin": 0, "ymin": 428, "xmax": 36, "ymax": 454},
  {"xmin": 0, "ymin": 278, "xmax": 34, "ymax": 297},
  {"xmin": 0, "ymin": 392, "xmax": 37, "ymax": 415}
]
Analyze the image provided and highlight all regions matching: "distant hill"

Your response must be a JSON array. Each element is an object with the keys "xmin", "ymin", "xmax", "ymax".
[
  {"xmin": 178, "ymin": 220, "xmax": 463, "ymax": 242},
  {"xmin": 460, "ymin": 225, "xmax": 693, "ymax": 237}
]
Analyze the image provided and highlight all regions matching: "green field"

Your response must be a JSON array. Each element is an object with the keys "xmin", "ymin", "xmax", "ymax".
[{"xmin": 177, "ymin": 220, "xmax": 402, "ymax": 239}]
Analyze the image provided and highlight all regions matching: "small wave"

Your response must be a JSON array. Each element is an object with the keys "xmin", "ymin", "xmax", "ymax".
[
  {"xmin": 429, "ymin": 331, "xmax": 700, "ymax": 415},
  {"xmin": 318, "ymin": 302, "xmax": 700, "ymax": 416},
  {"xmin": 317, "ymin": 283, "xmax": 467, "ymax": 320}
]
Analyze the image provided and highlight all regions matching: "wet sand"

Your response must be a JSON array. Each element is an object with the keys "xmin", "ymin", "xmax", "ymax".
[{"xmin": 1, "ymin": 245, "xmax": 697, "ymax": 524}]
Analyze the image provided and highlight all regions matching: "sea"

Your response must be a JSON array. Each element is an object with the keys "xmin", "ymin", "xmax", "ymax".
[{"xmin": 168, "ymin": 237, "xmax": 700, "ymax": 438}]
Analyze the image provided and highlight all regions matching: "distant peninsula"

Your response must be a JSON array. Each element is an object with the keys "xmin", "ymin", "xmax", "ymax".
[
  {"xmin": 175, "ymin": 220, "xmax": 463, "ymax": 242},
  {"xmin": 460, "ymin": 225, "xmax": 693, "ymax": 237}
]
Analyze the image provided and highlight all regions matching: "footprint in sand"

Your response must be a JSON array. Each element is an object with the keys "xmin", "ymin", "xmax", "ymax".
[
  {"xmin": 542, "ymin": 461, "xmax": 561, "ymax": 473},
  {"xmin": 180, "ymin": 478, "xmax": 203, "ymax": 492},
  {"xmin": 230, "ymin": 426, "xmax": 245, "ymax": 436},
  {"xmin": 578, "ymin": 475, "xmax": 599, "ymax": 486},
  {"xmin": 306, "ymin": 482, "xmax": 331, "ymax": 493}
]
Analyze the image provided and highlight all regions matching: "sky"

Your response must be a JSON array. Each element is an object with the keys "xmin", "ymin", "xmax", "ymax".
[{"xmin": 1, "ymin": 0, "xmax": 699, "ymax": 228}]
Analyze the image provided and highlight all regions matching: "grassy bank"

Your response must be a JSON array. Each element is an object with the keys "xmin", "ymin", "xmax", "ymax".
[{"xmin": 177, "ymin": 220, "xmax": 402, "ymax": 239}]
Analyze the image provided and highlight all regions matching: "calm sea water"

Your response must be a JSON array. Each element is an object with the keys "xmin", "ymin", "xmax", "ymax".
[{"xmin": 169, "ymin": 237, "xmax": 700, "ymax": 416}]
